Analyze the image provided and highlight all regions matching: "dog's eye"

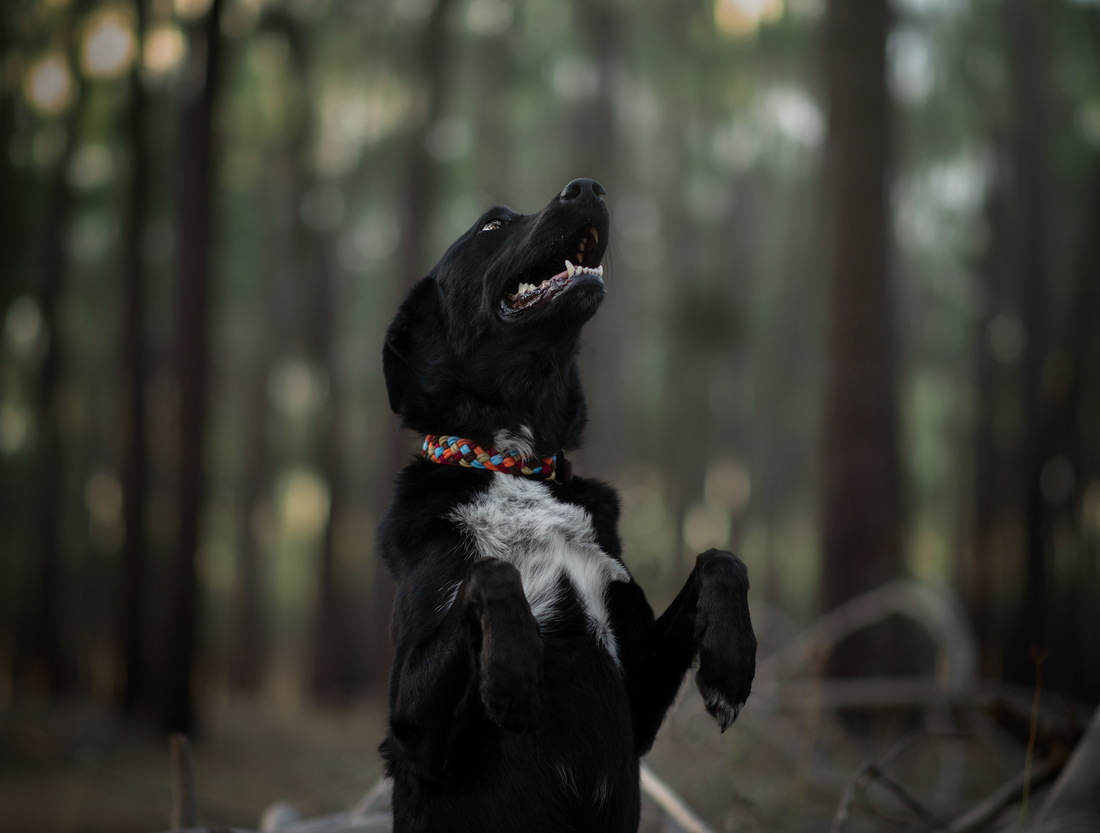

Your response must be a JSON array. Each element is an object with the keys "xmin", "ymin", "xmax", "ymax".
[{"xmin": 480, "ymin": 219, "xmax": 502, "ymax": 232}]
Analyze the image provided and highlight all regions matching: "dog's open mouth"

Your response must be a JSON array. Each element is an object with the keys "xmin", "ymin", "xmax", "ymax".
[{"xmin": 500, "ymin": 226, "xmax": 604, "ymax": 315}]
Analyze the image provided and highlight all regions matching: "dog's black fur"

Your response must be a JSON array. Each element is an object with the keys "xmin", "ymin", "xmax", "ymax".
[{"xmin": 378, "ymin": 179, "xmax": 756, "ymax": 832}]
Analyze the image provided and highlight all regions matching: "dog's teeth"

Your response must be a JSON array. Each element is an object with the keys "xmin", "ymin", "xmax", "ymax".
[
  {"xmin": 565, "ymin": 260, "xmax": 575, "ymax": 277},
  {"xmin": 596, "ymin": 265, "xmax": 603, "ymax": 277},
  {"xmin": 591, "ymin": 227, "xmax": 599, "ymax": 244}
]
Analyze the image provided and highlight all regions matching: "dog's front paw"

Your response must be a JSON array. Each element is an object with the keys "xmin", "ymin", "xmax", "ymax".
[
  {"xmin": 479, "ymin": 610, "xmax": 543, "ymax": 733},
  {"xmin": 469, "ymin": 560, "xmax": 543, "ymax": 734},
  {"xmin": 693, "ymin": 550, "xmax": 757, "ymax": 732}
]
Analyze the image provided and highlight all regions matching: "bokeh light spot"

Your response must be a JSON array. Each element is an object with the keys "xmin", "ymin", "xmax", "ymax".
[
  {"xmin": 143, "ymin": 25, "xmax": 187, "ymax": 76},
  {"xmin": 24, "ymin": 54, "xmax": 75, "ymax": 115},
  {"xmin": 82, "ymin": 8, "xmax": 136, "ymax": 79}
]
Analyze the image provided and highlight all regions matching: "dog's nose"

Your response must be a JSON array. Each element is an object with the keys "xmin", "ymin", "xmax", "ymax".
[{"xmin": 559, "ymin": 179, "xmax": 606, "ymax": 204}]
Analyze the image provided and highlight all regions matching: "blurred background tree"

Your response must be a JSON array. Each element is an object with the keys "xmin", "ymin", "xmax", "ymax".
[
  {"xmin": 818, "ymin": 0, "xmax": 906, "ymax": 676},
  {"xmin": 1, "ymin": 0, "xmax": 1098, "ymax": 746}
]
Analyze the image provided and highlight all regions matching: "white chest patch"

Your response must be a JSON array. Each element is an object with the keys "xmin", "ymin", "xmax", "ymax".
[{"xmin": 450, "ymin": 475, "xmax": 630, "ymax": 665}]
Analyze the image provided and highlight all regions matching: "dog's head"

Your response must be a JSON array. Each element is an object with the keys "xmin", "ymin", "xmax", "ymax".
[{"xmin": 383, "ymin": 179, "xmax": 611, "ymax": 454}]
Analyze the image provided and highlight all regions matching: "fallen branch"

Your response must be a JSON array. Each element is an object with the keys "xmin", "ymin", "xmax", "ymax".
[
  {"xmin": 945, "ymin": 753, "xmax": 1067, "ymax": 833},
  {"xmin": 1028, "ymin": 703, "xmax": 1100, "ymax": 831},
  {"xmin": 831, "ymin": 730, "xmax": 961, "ymax": 833},
  {"xmin": 348, "ymin": 778, "xmax": 392, "ymax": 819},
  {"xmin": 756, "ymin": 580, "xmax": 977, "ymax": 693},
  {"xmin": 758, "ymin": 676, "xmax": 959, "ymax": 711},
  {"xmin": 866, "ymin": 764, "xmax": 946, "ymax": 830},
  {"xmin": 640, "ymin": 763, "xmax": 717, "ymax": 833}
]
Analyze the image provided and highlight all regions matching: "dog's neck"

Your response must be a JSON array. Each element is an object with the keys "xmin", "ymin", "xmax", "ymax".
[
  {"xmin": 385, "ymin": 278, "xmax": 593, "ymax": 457},
  {"xmin": 423, "ymin": 346, "xmax": 589, "ymax": 459}
]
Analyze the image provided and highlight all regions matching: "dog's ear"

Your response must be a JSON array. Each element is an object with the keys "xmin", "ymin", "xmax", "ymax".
[
  {"xmin": 382, "ymin": 277, "xmax": 438, "ymax": 415},
  {"xmin": 381, "ymin": 335, "xmax": 406, "ymax": 415}
]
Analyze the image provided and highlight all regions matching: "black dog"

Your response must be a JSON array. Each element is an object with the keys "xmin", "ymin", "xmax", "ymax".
[{"xmin": 378, "ymin": 179, "xmax": 756, "ymax": 832}]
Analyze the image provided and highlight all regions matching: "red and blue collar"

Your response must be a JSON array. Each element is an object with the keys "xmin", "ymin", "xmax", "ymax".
[{"xmin": 422, "ymin": 435, "xmax": 570, "ymax": 481}]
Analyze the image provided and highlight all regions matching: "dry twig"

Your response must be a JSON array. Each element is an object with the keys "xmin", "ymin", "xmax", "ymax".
[
  {"xmin": 1018, "ymin": 647, "xmax": 1049, "ymax": 830},
  {"xmin": 830, "ymin": 730, "xmax": 964, "ymax": 833},
  {"xmin": 169, "ymin": 734, "xmax": 198, "ymax": 830}
]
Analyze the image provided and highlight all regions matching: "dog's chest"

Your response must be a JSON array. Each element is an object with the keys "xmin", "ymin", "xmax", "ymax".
[{"xmin": 451, "ymin": 475, "xmax": 630, "ymax": 665}]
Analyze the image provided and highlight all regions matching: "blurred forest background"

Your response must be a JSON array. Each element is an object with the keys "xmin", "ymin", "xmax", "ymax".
[{"xmin": 2, "ymin": 0, "xmax": 1100, "ymax": 828}]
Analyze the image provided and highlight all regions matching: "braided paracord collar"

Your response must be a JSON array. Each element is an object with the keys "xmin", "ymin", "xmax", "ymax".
[{"xmin": 422, "ymin": 435, "xmax": 560, "ymax": 481}]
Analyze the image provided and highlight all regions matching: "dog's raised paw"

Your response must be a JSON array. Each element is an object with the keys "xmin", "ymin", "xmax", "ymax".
[
  {"xmin": 479, "ymin": 626, "xmax": 543, "ymax": 733},
  {"xmin": 475, "ymin": 577, "xmax": 544, "ymax": 733},
  {"xmin": 480, "ymin": 674, "xmax": 541, "ymax": 734},
  {"xmin": 695, "ymin": 674, "xmax": 744, "ymax": 733},
  {"xmin": 693, "ymin": 550, "xmax": 757, "ymax": 731}
]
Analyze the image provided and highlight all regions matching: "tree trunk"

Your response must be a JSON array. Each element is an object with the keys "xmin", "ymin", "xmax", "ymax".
[
  {"xmin": 818, "ymin": 0, "xmax": 904, "ymax": 669},
  {"xmin": 366, "ymin": 0, "xmax": 459, "ymax": 692},
  {"xmin": 1008, "ymin": 0, "xmax": 1051, "ymax": 672},
  {"xmin": 161, "ymin": 0, "xmax": 224, "ymax": 734},
  {"xmin": 309, "ymin": 256, "xmax": 365, "ymax": 703},
  {"xmin": 116, "ymin": 0, "xmax": 151, "ymax": 716},
  {"xmin": 1011, "ymin": 1, "xmax": 1100, "ymax": 697},
  {"xmin": 968, "ymin": 174, "xmax": 1009, "ymax": 679},
  {"xmin": 20, "ymin": 131, "xmax": 75, "ymax": 699},
  {"xmin": 229, "ymin": 331, "xmax": 271, "ymax": 693},
  {"xmin": 396, "ymin": 0, "xmax": 456, "ymax": 295},
  {"xmin": 1042, "ymin": 150, "xmax": 1100, "ymax": 701},
  {"xmin": 572, "ymin": 0, "xmax": 624, "ymax": 480},
  {"xmin": 16, "ymin": 3, "xmax": 90, "ymax": 698}
]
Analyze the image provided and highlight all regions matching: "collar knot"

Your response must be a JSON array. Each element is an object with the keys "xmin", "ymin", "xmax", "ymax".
[{"xmin": 422, "ymin": 435, "xmax": 560, "ymax": 481}]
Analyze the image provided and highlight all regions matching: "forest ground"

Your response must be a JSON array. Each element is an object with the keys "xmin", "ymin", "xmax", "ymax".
[{"xmin": 0, "ymin": 680, "xmax": 1062, "ymax": 833}]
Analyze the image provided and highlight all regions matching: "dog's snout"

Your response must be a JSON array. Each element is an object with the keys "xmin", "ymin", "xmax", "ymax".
[{"xmin": 559, "ymin": 178, "xmax": 606, "ymax": 204}]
